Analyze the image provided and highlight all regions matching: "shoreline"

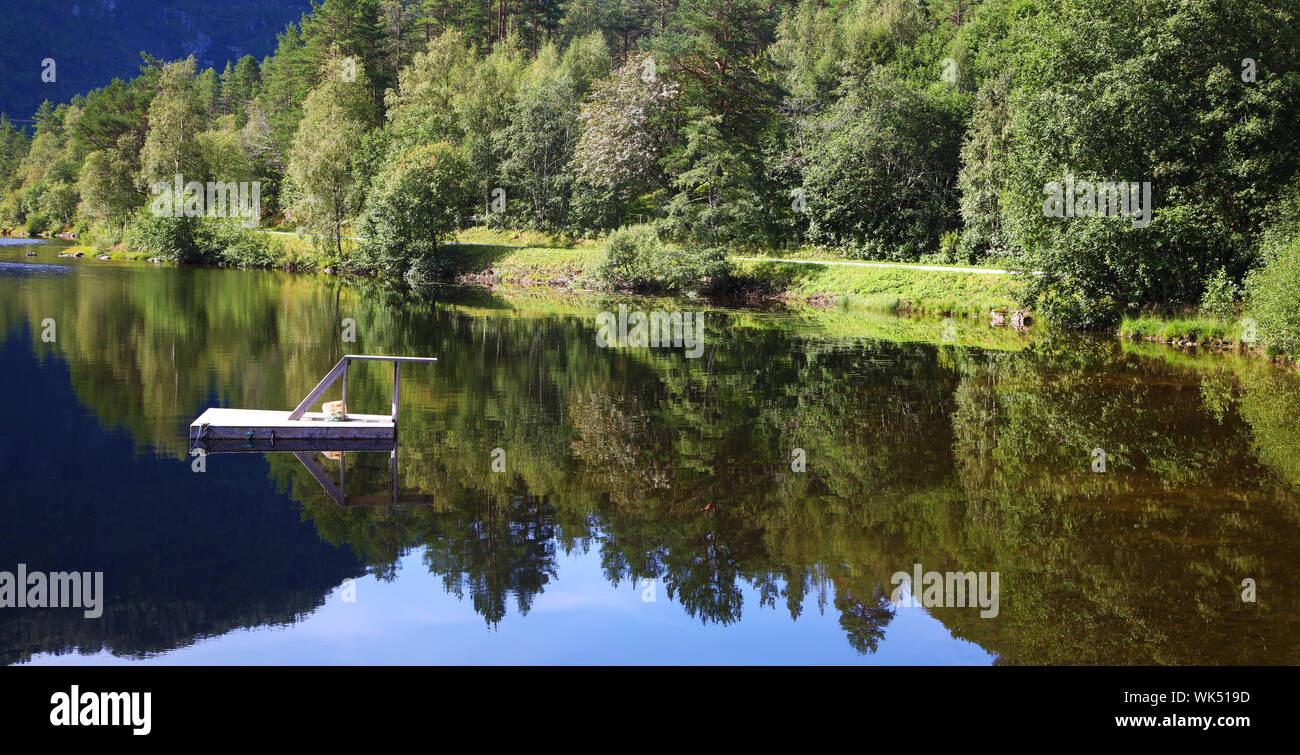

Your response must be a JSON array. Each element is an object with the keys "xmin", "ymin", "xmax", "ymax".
[
  {"xmin": 10, "ymin": 228, "xmax": 1296, "ymax": 369},
  {"xmin": 19, "ymin": 226, "xmax": 1028, "ymax": 318}
]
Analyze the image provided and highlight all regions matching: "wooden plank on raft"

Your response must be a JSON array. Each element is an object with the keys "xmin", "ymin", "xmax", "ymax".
[{"xmin": 189, "ymin": 408, "xmax": 394, "ymax": 441}]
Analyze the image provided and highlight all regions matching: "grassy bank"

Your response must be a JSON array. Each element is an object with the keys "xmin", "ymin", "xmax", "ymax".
[
  {"xmin": 1117, "ymin": 314, "xmax": 1265, "ymax": 350},
  {"xmin": 5, "ymin": 225, "xmax": 1050, "ymax": 345},
  {"xmin": 734, "ymin": 258, "xmax": 1024, "ymax": 315},
  {"xmin": 437, "ymin": 227, "xmax": 1028, "ymax": 315},
  {"xmin": 15, "ymin": 221, "xmax": 1026, "ymax": 318},
  {"xmin": 210, "ymin": 227, "xmax": 1028, "ymax": 316},
  {"xmin": 23, "ymin": 228, "xmax": 1300, "ymax": 370},
  {"xmin": 1116, "ymin": 313, "xmax": 1300, "ymax": 372},
  {"xmin": 444, "ymin": 244, "xmax": 1029, "ymax": 315}
]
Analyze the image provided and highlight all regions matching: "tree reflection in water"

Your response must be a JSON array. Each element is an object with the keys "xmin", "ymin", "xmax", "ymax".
[{"xmin": 4, "ymin": 260, "xmax": 1300, "ymax": 663}]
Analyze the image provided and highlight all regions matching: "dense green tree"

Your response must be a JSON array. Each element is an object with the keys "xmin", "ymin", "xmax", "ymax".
[
  {"xmin": 286, "ymin": 56, "xmax": 376, "ymax": 257},
  {"xmin": 956, "ymin": 71, "xmax": 1012, "ymax": 259},
  {"xmin": 139, "ymin": 58, "xmax": 208, "ymax": 186},
  {"xmin": 0, "ymin": 114, "xmax": 28, "ymax": 191},
  {"xmin": 383, "ymin": 28, "xmax": 478, "ymax": 146},
  {"xmin": 996, "ymin": 0, "xmax": 1300, "ymax": 326},
  {"xmin": 357, "ymin": 141, "xmax": 474, "ymax": 278},
  {"xmin": 654, "ymin": 0, "xmax": 782, "ymax": 243},
  {"xmin": 573, "ymin": 52, "xmax": 676, "ymax": 200},
  {"xmin": 456, "ymin": 36, "xmax": 527, "ymax": 219},
  {"xmin": 219, "ymin": 55, "xmax": 263, "ymax": 123},
  {"xmin": 78, "ymin": 146, "xmax": 138, "ymax": 226},
  {"xmin": 801, "ymin": 69, "xmax": 965, "ymax": 259},
  {"xmin": 69, "ymin": 76, "xmax": 156, "ymax": 154},
  {"xmin": 196, "ymin": 67, "xmax": 221, "ymax": 118},
  {"xmin": 500, "ymin": 39, "xmax": 611, "ymax": 229},
  {"xmin": 303, "ymin": 0, "xmax": 392, "ymax": 115},
  {"xmin": 662, "ymin": 110, "xmax": 760, "ymax": 244}
]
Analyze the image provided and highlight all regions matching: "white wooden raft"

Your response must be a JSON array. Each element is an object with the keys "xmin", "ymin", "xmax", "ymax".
[
  {"xmin": 188, "ymin": 355, "xmax": 436, "ymax": 445},
  {"xmin": 189, "ymin": 409, "xmax": 395, "ymax": 441}
]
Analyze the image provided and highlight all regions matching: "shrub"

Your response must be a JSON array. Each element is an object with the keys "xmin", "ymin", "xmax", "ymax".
[
  {"xmin": 1199, "ymin": 268, "xmax": 1237, "ymax": 320},
  {"xmin": 644, "ymin": 245, "xmax": 732, "ymax": 292},
  {"xmin": 589, "ymin": 225, "xmax": 732, "ymax": 293},
  {"xmin": 214, "ymin": 225, "xmax": 278, "ymax": 268},
  {"xmin": 589, "ymin": 225, "xmax": 658, "ymax": 289},
  {"xmin": 25, "ymin": 212, "xmax": 50, "ymax": 235},
  {"xmin": 85, "ymin": 221, "xmax": 123, "ymax": 254},
  {"xmin": 125, "ymin": 212, "xmax": 216, "ymax": 263},
  {"xmin": 1246, "ymin": 230, "xmax": 1300, "ymax": 354},
  {"xmin": 357, "ymin": 142, "xmax": 473, "ymax": 280},
  {"xmin": 1035, "ymin": 287, "xmax": 1119, "ymax": 331},
  {"xmin": 123, "ymin": 213, "xmax": 268, "ymax": 265}
]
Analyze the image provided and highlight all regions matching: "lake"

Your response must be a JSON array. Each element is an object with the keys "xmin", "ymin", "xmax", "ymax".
[{"xmin": 2, "ymin": 237, "xmax": 1299, "ymax": 665}]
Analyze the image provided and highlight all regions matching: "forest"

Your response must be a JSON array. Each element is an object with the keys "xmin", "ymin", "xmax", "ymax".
[{"xmin": 1, "ymin": 0, "xmax": 1299, "ymax": 342}]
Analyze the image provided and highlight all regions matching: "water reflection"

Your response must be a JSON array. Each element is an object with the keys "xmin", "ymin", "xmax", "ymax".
[{"xmin": 2, "ymin": 250, "xmax": 1299, "ymax": 664}]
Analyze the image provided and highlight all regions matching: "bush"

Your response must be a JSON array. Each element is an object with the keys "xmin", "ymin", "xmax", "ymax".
[
  {"xmin": 356, "ymin": 142, "xmax": 472, "ymax": 280},
  {"xmin": 25, "ymin": 212, "xmax": 50, "ymax": 235},
  {"xmin": 124, "ymin": 212, "xmax": 271, "ymax": 266},
  {"xmin": 591, "ymin": 225, "xmax": 658, "ymax": 289},
  {"xmin": 214, "ymin": 225, "xmax": 278, "ymax": 268},
  {"xmin": 646, "ymin": 245, "xmax": 732, "ymax": 292},
  {"xmin": 1034, "ymin": 286, "xmax": 1120, "ymax": 331},
  {"xmin": 1246, "ymin": 230, "xmax": 1300, "ymax": 354},
  {"xmin": 589, "ymin": 225, "xmax": 732, "ymax": 293},
  {"xmin": 1199, "ymin": 268, "xmax": 1237, "ymax": 320},
  {"xmin": 125, "ymin": 213, "xmax": 216, "ymax": 263},
  {"xmin": 85, "ymin": 221, "xmax": 123, "ymax": 254},
  {"xmin": 918, "ymin": 231, "xmax": 963, "ymax": 265}
]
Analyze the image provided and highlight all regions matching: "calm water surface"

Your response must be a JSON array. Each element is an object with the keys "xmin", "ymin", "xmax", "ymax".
[{"xmin": 2, "ymin": 238, "xmax": 1299, "ymax": 665}]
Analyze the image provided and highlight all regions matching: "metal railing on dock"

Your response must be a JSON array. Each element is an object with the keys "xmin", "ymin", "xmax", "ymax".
[{"xmin": 288, "ymin": 355, "xmax": 438, "ymax": 428}]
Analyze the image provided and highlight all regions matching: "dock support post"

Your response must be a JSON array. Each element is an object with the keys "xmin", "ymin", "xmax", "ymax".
[
  {"xmin": 390, "ymin": 362, "xmax": 400, "ymax": 504},
  {"xmin": 341, "ymin": 358, "xmax": 349, "ymax": 418},
  {"xmin": 391, "ymin": 362, "xmax": 400, "ymax": 428}
]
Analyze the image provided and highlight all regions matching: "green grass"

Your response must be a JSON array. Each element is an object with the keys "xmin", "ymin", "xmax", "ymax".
[
  {"xmin": 438, "ymin": 244, "xmax": 1026, "ymax": 314},
  {"xmin": 453, "ymin": 226, "xmax": 601, "ymax": 249},
  {"xmin": 100, "ymin": 226, "xmax": 1027, "ymax": 315},
  {"xmin": 734, "ymin": 258, "xmax": 1025, "ymax": 315},
  {"xmin": 1119, "ymin": 314, "xmax": 1236, "ymax": 345},
  {"xmin": 734, "ymin": 246, "xmax": 1020, "ymax": 271},
  {"xmin": 444, "ymin": 243, "xmax": 590, "ymax": 287}
]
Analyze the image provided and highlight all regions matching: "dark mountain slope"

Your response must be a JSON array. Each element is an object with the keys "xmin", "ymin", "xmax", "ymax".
[{"xmin": 0, "ymin": 0, "xmax": 311, "ymax": 121}]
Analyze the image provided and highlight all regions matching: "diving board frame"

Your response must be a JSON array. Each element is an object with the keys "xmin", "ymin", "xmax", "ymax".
[
  {"xmin": 189, "ymin": 355, "xmax": 436, "ymax": 447},
  {"xmin": 292, "ymin": 448, "xmax": 438, "ymax": 508},
  {"xmin": 287, "ymin": 355, "xmax": 438, "ymax": 427}
]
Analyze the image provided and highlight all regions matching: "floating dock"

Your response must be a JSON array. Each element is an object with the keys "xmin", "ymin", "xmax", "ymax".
[
  {"xmin": 189, "ymin": 355, "xmax": 436, "ymax": 449},
  {"xmin": 189, "ymin": 409, "xmax": 394, "ymax": 444}
]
